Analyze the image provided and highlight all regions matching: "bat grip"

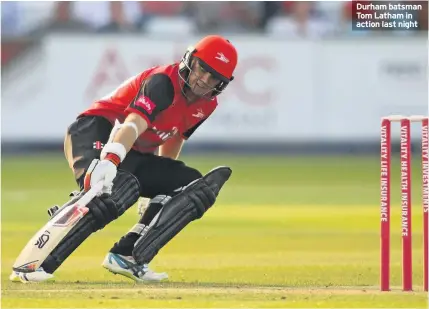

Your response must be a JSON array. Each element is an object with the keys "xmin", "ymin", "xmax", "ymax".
[{"xmin": 78, "ymin": 182, "xmax": 104, "ymax": 207}]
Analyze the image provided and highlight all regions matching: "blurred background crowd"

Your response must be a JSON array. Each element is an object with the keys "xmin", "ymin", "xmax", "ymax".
[
  {"xmin": 1, "ymin": 1, "xmax": 427, "ymax": 155},
  {"xmin": 2, "ymin": 1, "xmax": 428, "ymax": 71},
  {"xmin": 2, "ymin": 1, "xmax": 428, "ymax": 38}
]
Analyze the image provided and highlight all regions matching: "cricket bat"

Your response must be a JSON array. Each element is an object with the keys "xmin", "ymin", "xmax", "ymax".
[{"xmin": 12, "ymin": 182, "xmax": 104, "ymax": 273}]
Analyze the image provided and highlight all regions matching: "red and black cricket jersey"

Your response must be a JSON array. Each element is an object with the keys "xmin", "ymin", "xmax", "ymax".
[{"xmin": 80, "ymin": 64, "xmax": 218, "ymax": 153}]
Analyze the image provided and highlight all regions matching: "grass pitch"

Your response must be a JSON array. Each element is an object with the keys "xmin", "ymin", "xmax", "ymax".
[{"xmin": 1, "ymin": 154, "xmax": 428, "ymax": 308}]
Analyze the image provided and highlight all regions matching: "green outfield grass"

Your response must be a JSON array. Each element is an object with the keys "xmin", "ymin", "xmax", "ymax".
[{"xmin": 1, "ymin": 154, "xmax": 428, "ymax": 308}]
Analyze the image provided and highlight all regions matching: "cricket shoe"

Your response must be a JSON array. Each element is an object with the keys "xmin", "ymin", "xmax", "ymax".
[
  {"xmin": 10, "ymin": 267, "xmax": 54, "ymax": 283},
  {"xmin": 102, "ymin": 252, "xmax": 168, "ymax": 282}
]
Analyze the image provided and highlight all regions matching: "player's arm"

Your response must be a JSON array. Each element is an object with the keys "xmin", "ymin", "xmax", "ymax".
[
  {"xmin": 101, "ymin": 73, "xmax": 175, "ymax": 164},
  {"xmin": 157, "ymin": 118, "xmax": 208, "ymax": 160},
  {"xmin": 110, "ymin": 113, "xmax": 148, "ymax": 155},
  {"xmin": 159, "ymin": 112, "xmax": 211, "ymax": 160},
  {"xmin": 84, "ymin": 74, "xmax": 175, "ymax": 191},
  {"xmin": 159, "ymin": 134, "xmax": 185, "ymax": 160}
]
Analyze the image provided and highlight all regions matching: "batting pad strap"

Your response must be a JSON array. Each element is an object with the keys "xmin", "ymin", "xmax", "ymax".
[
  {"xmin": 128, "ymin": 223, "xmax": 147, "ymax": 235},
  {"xmin": 100, "ymin": 142, "xmax": 127, "ymax": 162}
]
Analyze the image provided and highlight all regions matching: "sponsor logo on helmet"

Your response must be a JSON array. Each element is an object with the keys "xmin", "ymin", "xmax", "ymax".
[{"xmin": 215, "ymin": 52, "xmax": 229, "ymax": 64}]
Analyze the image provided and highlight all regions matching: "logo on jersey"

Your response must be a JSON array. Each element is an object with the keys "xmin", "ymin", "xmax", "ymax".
[
  {"xmin": 192, "ymin": 108, "xmax": 205, "ymax": 119},
  {"xmin": 93, "ymin": 141, "xmax": 104, "ymax": 150},
  {"xmin": 152, "ymin": 126, "xmax": 178, "ymax": 142},
  {"xmin": 215, "ymin": 52, "xmax": 229, "ymax": 64},
  {"xmin": 135, "ymin": 96, "xmax": 156, "ymax": 115}
]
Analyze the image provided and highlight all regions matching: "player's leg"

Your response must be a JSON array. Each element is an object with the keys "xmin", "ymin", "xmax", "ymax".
[
  {"xmin": 102, "ymin": 154, "xmax": 232, "ymax": 281},
  {"xmin": 18, "ymin": 116, "xmax": 141, "ymax": 280},
  {"xmin": 131, "ymin": 166, "xmax": 231, "ymax": 265},
  {"xmin": 64, "ymin": 116, "xmax": 112, "ymax": 184},
  {"xmin": 110, "ymin": 154, "xmax": 203, "ymax": 254},
  {"xmin": 102, "ymin": 153, "xmax": 202, "ymax": 281}
]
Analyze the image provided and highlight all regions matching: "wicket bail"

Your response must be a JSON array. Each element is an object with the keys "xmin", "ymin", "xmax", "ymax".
[{"xmin": 380, "ymin": 115, "xmax": 429, "ymax": 292}]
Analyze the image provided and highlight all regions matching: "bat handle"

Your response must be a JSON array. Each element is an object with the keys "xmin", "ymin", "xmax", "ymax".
[{"xmin": 78, "ymin": 182, "xmax": 105, "ymax": 208}]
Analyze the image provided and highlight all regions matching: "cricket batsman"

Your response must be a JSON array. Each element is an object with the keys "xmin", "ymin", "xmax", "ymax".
[{"xmin": 10, "ymin": 35, "xmax": 237, "ymax": 283}]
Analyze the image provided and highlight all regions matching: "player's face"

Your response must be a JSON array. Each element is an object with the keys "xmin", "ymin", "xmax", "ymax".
[{"xmin": 188, "ymin": 59, "xmax": 221, "ymax": 97}]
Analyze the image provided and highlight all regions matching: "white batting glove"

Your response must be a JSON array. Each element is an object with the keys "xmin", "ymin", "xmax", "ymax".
[
  {"xmin": 84, "ymin": 158, "xmax": 118, "ymax": 194},
  {"xmin": 84, "ymin": 135, "xmax": 127, "ymax": 194}
]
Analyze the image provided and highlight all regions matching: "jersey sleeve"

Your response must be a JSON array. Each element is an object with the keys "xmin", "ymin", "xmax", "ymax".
[
  {"xmin": 182, "ymin": 118, "xmax": 208, "ymax": 140},
  {"xmin": 125, "ymin": 73, "xmax": 175, "ymax": 124}
]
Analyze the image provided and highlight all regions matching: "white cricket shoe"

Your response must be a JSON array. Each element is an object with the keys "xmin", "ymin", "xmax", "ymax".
[
  {"xmin": 102, "ymin": 252, "xmax": 168, "ymax": 282},
  {"xmin": 10, "ymin": 267, "xmax": 54, "ymax": 283}
]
